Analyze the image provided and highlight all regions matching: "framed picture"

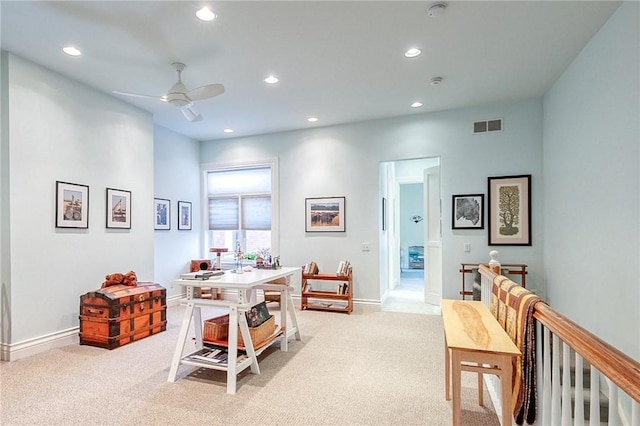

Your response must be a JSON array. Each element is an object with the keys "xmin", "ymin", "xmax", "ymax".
[
  {"xmin": 154, "ymin": 198, "xmax": 170, "ymax": 230},
  {"xmin": 488, "ymin": 175, "xmax": 531, "ymax": 245},
  {"xmin": 382, "ymin": 197, "xmax": 387, "ymax": 231},
  {"xmin": 178, "ymin": 201, "xmax": 192, "ymax": 230},
  {"xmin": 106, "ymin": 187, "xmax": 131, "ymax": 229},
  {"xmin": 452, "ymin": 194, "xmax": 484, "ymax": 230},
  {"xmin": 305, "ymin": 196, "xmax": 346, "ymax": 232},
  {"xmin": 55, "ymin": 181, "xmax": 89, "ymax": 228}
]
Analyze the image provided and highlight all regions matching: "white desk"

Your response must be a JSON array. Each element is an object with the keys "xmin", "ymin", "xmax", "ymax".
[{"xmin": 167, "ymin": 266, "xmax": 302, "ymax": 394}]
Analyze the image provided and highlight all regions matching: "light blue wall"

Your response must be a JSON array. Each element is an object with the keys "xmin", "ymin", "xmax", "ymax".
[
  {"xmin": 153, "ymin": 125, "xmax": 202, "ymax": 299},
  {"xmin": 2, "ymin": 54, "xmax": 155, "ymax": 348},
  {"xmin": 400, "ymin": 183, "xmax": 424, "ymax": 269},
  {"xmin": 543, "ymin": 1, "xmax": 639, "ymax": 358},
  {"xmin": 200, "ymin": 98, "xmax": 544, "ymax": 302}
]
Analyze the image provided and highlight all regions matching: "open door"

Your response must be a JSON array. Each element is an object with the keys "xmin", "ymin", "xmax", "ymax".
[{"xmin": 424, "ymin": 166, "xmax": 442, "ymax": 305}]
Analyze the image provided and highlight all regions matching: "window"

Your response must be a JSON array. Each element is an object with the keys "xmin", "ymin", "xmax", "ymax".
[{"xmin": 204, "ymin": 162, "xmax": 277, "ymax": 268}]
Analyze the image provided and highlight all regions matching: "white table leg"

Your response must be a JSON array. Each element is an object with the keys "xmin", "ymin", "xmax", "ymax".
[
  {"xmin": 280, "ymin": 286, "xmax": 289, "ymax": 351},
  {"xmin": 238, "ymin": 312, "xmax": 260, "ymax": 374},
  {"xmin": 168, "ymin": 301, "xmax": 195, "ymax": 382},
  {"xmin": 193, "ymin": 306, "xmax": 203, "ymax": 351},
  {"xmin": 227, "ymin": 305, "xmax": 239, "ymax": 394}
]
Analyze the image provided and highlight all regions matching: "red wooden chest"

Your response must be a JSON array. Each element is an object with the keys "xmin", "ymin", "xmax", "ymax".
[{"xmin": 79, "ymin": 282, "xmax": 167, "ymax": 349}]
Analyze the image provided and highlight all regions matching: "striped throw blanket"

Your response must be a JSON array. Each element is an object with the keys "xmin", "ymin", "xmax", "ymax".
[{"xmin": 490, "ymin": 275, "xmax": 541, "ymax": 425}]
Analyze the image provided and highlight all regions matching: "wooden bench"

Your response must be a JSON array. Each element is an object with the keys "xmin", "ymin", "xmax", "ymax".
[{"xmin": 441, "ymin": 299, "xmax": 521, "ymax": 426}]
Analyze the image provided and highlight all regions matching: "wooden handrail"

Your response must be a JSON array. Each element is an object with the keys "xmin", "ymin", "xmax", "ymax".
[
  {"xmin": 533, "ymin": 302, "xmax": 640, "ymax": 402},
  {"xmin": 478, "ymin": 265, "xmax": 640, "ymax": 403}
]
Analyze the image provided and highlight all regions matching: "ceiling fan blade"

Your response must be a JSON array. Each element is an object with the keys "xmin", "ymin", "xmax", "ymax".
[
  {"xmin": 181, "ymin": 103, "xmax": 202, "ymax": 122},
  {"xmin": 112, "ymin": 90, "xmax": 163, "ymax": 101},
  {"xmin": 187, "ymin": 83, "xmax": 225, "ymax": 101}
]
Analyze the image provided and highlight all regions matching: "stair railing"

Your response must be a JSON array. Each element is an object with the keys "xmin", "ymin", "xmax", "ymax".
[{"xmin": 478, "ymin": 264, "xmax": 640, "ymax": 425}]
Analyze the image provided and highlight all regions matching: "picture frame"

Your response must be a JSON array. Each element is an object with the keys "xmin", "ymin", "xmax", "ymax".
[
  {"xmin": 452, "ymin": 194, "xmax": 484, "ymax": 230},
  {"xmin": 305, "ymin": 196, "xmax": 346, "ymax": 232},
  {"xmin": 106, "ymin": 187, "xmax": 131, "ymax": 229},
  {"xmin": 488, "ymin": 175, "xmax": 531, "ymax": 245},
  {"xmin": 55, "ymin": 181, "xmax": 89, "ymax": 228},
  {"xmin": 381, "ymin": 197, "xmax": 387, "ymax": 231},
  {"xmin": 178, "ymin": 201, "xmax": 192, "ymax": 230},
  {"xmin": 154, "ymin": 198, "xmax": 170, "ymax": 230}
]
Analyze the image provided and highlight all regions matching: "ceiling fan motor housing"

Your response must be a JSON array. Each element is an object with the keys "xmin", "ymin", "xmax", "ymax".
[{"xmin": 167, "ymin": 91, "xmax": 191, "ymax": 106}]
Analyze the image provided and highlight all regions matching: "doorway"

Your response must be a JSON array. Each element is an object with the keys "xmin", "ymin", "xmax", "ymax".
[{"xmin": 379, "ymin": 158, "xmax": 442, "ymax": 314}]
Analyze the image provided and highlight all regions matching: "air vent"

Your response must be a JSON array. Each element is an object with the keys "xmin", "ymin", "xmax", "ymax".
[{"xmin": 473, "ymin": 119, "xmax": 502, "ymax": 134}]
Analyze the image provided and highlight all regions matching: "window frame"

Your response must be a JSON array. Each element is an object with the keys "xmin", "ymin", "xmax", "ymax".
[{"xmin": 200, "ymin": 158, "xmax": 279, "ymax": 260}]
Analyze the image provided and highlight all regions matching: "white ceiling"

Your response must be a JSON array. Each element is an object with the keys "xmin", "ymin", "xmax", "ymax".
[{"xmin": 1, "ymin": 1, "xmax": 621, "ymax": 141}]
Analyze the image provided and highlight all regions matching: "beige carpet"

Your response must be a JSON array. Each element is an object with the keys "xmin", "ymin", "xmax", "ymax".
[{"xmin": 0, "ymin": 305, "xmax": 499, "ymax": 425}]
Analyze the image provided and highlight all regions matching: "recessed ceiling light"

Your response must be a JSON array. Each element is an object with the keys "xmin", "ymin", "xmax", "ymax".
[
  {"xmin": 307, "ymin": 117, "xmax": 318, "ymax": 122},
  {"xmin": 264, "ymin": 75, "xmax": 279, "ymax": 84},
  {"xmin": 196, "ymin": 7, "xmax": 216, "ymax": 21},
  {"xmin": 223, "ymin": 128, "xmax": 234, "ymax": 133},
  {"xmin": 62, "ymin": 46, "xmax": 81, "ymax": 56},
  {"xmin": 411, "ymin": 102, "xmax": 423, "ymax": 108},
  {"xmin": 404, "ymin": 48, "xmax": 421, "ymax": 58}
]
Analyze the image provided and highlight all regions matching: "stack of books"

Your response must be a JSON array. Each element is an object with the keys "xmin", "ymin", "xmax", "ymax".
[
  {"xmin": 336, "ymin": 260, "xmax": 351, "ymax": 276},
  {"xmin": 303, "ymin": 261, "xmax": 319, "ymax": 275}
]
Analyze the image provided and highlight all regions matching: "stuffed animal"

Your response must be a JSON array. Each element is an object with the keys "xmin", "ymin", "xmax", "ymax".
[
  {"xmin": 101, "ymin": 273, "xmax": 124, "ymax": 288},
  {"xmin": 101, "ymin": 271, "xmax": 138, "ymax": 288},
  {"xmin": 123, "ymin": 270, "xmax": 137, "ymax": 287}
]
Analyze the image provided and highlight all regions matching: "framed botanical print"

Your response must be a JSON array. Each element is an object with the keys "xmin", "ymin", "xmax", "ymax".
[
  {"xmin": 452, "ymin": 194, "xmax": 484, "ymax": 229},
  {"xmin": 488, "ymin": 175, "xmax": 531, "ymax": 245}
]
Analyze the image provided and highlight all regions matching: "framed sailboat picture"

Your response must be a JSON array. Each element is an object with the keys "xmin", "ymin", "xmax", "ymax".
[{"xmin": 106, "ymin": 187, "xmax": 131, "ymax": 229}]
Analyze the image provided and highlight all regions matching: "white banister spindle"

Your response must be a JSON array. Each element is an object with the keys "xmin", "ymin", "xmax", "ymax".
[
  {"xmin": 632, "ymin": 399, "xmax": 639, "ymax": 426},
  {"xmin": 573, "ymin": 354, "xmax": 584, "ymax": 426},
  {"xmin": 562, "ymin": 342, "xmax": 572, "ymax": 425},
  {"xmin": 536, "ymin": 322, "xmax": 544, "ymax": 421},
  {"xmin": 589, "ymin": 366, "xmax": 600, "ymax": 426},
  {"xmin": 552, "ymin": 334, "xmax": 562, "ymax": 425},
  {"xmin": 542, "ymin": 327, "xmax": 552, "ymax": 426},
  {"xmin": 606, "ymin": 377, "xmax": 619, "ymax": 425}
]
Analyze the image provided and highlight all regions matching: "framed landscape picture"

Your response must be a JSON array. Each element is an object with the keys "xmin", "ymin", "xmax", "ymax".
[
  {"xmin": 55, "ymin": 181, "xmax": 89, "ymax": 228},
  {"xmin": 178, "ymin": 201, "xmax": 192, "ymax": 230},
  {"xmin": 488, "ymin": 175, "xmax": 531, "ymax": 245},
  {"xmin": 305, "ymin": 196, "xmax": 345, "ymax": 232},
  {"xmin": 452, "ymin": 194, "xmax": 484, "ymax": 230},
  {"xmin": 154, "ymin": 198, "xmax": 170, "ymax": 230},
  {"xmin": 106, "ymin": 187, "xmax": 131, "ymax": 229}
]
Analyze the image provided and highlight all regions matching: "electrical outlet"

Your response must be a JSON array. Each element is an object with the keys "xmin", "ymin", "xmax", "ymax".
[
  {"xmin": 362, "ymin": 242, "xmax": 371, "ymax": 252},
  {"xmin": 464, "ymin": 243, "xmax": 471, "ymax": 253}
]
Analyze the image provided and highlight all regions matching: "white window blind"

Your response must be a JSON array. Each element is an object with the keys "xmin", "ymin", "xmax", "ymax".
[{"xmin": 207, "ymin": 167, "xmax": 271, "ymax": 231}]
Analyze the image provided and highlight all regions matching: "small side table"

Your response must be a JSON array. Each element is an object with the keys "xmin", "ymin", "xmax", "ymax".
[{"xmin": 459, "ymin": 263, "xmax": 528, "ymax": 300}]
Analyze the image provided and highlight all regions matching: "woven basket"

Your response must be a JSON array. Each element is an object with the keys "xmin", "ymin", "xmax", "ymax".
[{"xmin": 203, "ymin": 314, "xmax": 277, "ymax": 347}]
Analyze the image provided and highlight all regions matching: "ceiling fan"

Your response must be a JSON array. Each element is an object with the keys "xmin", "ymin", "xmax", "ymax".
[{"xmin": 113, "ymin": 62, "xmax": 225, "ymax": 122}]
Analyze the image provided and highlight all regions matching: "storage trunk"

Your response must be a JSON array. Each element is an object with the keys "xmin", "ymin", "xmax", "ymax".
[{"xmin": 79, "ymin": 282, "xmax": 166, "ymax": 349}]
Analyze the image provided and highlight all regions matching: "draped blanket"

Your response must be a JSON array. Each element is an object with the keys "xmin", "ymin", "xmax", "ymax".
[{"xmin": 490, "ymin": 275, "xmax": 541, "ymax": 425}]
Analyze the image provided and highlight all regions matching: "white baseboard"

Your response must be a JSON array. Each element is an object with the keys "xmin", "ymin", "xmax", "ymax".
[
  {"xmin": 2, "ymin": 296, "xmax": 182, "ymax": 362},
  {"xmin": 1, "ymin": 327, "xmax": 79, "ymax": 362}
]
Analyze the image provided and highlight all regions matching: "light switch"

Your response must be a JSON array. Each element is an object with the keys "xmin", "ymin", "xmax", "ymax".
[{"xmin": 464, "ymin": 243, "xmax": 471, "ymax": 253}]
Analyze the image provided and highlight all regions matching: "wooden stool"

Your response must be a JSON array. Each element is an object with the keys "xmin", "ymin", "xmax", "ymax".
[{"xmin": 264, "ymin": 276, "xmax": 289, "ymax": 306}]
